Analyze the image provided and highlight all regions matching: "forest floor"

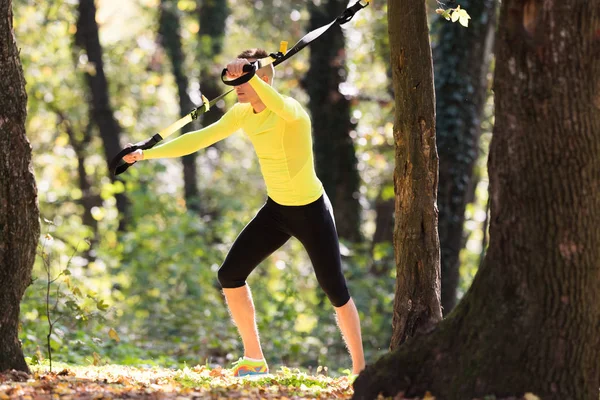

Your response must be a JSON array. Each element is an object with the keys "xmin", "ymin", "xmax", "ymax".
[
  {"xmin": 0, "ymin": 365, "xmax": 544, "ymax": 399},
  {"xmin": 0, "ymin": 363, "xmax": 370, "ymax": 399}
]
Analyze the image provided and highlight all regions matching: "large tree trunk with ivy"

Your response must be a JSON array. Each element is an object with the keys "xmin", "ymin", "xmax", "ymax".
[
  {"xmin": 75, "ymin": 0, "xmax": 129, "ymax": 230},
  {"xmin": 433, "ymin": 0, "xmax": 496, "ymax": 315},
  {"xmin": 353, "ymin": 0, "xmax": 600, "ymax": 398},
  {"xmin": 305, "ymin": 0, "xmax": 361, "ymax": 242},
  {"xmin": 385, "ymin": 0, "xmax": 442, "ymax": 350},
  {"xmin": 0, "ymin": 0, "xmax": 40, "ymax": 373}
]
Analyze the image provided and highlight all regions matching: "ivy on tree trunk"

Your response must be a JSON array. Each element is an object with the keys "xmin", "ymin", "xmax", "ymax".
[
  {"xmin": 353, "ymin": 0, "xmax": 600, "ymax": 398},
  {"xmin": 433, "ymin": 0, "xmax": 497, "ymax": 315}
]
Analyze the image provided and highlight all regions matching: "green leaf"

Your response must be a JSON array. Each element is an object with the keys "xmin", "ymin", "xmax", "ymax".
[
  {"xmin": 65, "ymin": 300, "xmax": 79, "ymax": 311},
  {"xmin": 96, "ymin": 299, "xmax": 109, "ymax": 311},
  {"xmin": 63, "ymin": 269, "xmax": 71, "ymax": 276},
  {"xmin": 382, "ymin": 185, "xmax": 395, "ymax": 201}
]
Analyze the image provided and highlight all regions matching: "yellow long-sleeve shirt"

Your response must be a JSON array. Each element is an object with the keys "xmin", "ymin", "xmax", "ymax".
[{"xmin": 143, "ymin": 75, "xmax": 324, "ymax": 206}]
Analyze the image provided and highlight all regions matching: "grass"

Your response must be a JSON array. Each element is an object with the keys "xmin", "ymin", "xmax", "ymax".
[{"xmin": 0, "ymin": 362, "xmax": 359, "ymax": 399}]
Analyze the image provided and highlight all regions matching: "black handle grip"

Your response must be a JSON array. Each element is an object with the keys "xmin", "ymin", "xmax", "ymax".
[
  {"xmin": 109, "ymin": 134, "xmax": 163, "ymax": 176},
  {"xmin": 221, "ymin": 62, "xmax": 257, "ymax": 86}
]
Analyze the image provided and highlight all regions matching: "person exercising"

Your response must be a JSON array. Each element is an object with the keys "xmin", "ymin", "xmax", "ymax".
[{"xmin": 123, "ymin": 49, "xmax": 365, "ymax": 377}]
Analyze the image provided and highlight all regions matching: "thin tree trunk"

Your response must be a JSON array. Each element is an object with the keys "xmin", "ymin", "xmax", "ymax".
[
  {"xmin": 62, "ymin": 115, "xmax": 101, "ymax": 260},
  {"xmin": 387, "ymin": 0, "xmax": 442, "ymax": 350},
  {"xmin": 0, "ymin": 0, "xmax": 40, "ymax": 373},
  {"xmin": 48, "ymin": 106, "xmax": 99, "ymax": 234},
  {"xmin": 75, "ymin": 0, "xmax": 129, "ymax": 230},
  {"xmin": 195, "ymin": 0, "xmax": 227, "ymax": 217},
  {"xmin": 305, "ymin": 0, "xmax": 362, "ymax": 243},
  {"xmin": 197, "ymin": 0, "xmax": 227, "ymax": 129},
  {"xmin": 353, "ymin": 0, "xmax": 600, "ymax": 398},
  {"xmin": 158, "ymin": 0, "xmax": 201, "ymax": 213},
  {"xmin": 434, "ymin": 0, "xmax": 497, "ymax": 316}
]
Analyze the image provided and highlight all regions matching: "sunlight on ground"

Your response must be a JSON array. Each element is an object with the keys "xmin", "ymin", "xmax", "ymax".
[{"xmin": 0, "ymin": 363, "xmax": 361, "ymax": 399}]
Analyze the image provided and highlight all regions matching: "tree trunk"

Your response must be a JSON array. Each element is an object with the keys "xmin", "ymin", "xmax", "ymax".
[
  {"xmin": 305, "ymin": 0, "xmax": 362, "ymax": 242},
  {"xmin": 47, "ymin": 106, "xmax": 99, "ymax": 234},
  {"xmin": 433, "ymin": 0, "xmax": 497, "ymax": 315},
  {"xmin": 195, "ymin": 0, "xmax": 227, "ymax": 216},
  {"xmin": 197, "ymin": 0, "xmax": 227, "ymax": 130},
  {"xmin": 387, "ymin": 0, "xmax": 442, "ymax": 350},
  {"xmin": 62, "ymin": 114, "xmax": 101, "ymax": 259},
  {"xmin": 0, "ymin": 0, "xmax": 40, "ymax": 373},
  {"xmin": 353, "ymin": 0, "xmax": 600, "ymax": 398},
  {"xmin": 158, "ymin": 0, "xmax": 201, "ymax": 213},
  {"xmin": 75, "ymin": 0, "xmax": 129, "ymax": 230}
]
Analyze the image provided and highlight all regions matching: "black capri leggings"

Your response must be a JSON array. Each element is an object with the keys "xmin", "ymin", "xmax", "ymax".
[{"xmin": 217, "ymin": 193, "xmax": 351, "ymax": 307}]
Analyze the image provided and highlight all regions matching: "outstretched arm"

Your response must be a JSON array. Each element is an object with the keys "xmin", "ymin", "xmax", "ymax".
[{"xmin": 138, "ymin": 105, "xmax": 241, "ymax": 160}]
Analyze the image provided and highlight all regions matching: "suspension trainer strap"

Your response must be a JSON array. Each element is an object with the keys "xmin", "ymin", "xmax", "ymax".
[
  {"xmin": 110, "ymin": 90, "xmax": 231, "ymax": 176},
  {"xmin": 111, "ymin": 0, "xmax": 370, "ymax": 176},
  {"xmin": 222, "ymin": 0, "xmax": 371, "ymax": 86}
]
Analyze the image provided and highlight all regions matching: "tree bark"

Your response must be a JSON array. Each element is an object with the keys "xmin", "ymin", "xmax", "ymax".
[
  {"xmin": 197, "ymin": 0, "xmax": 227, "ymax": 130},
  {"xmin": 0, "ymin": 0, "xmax": 40, "ymax": 373},
  {"xmin": 195, "ymin": 0, "xmax": 227, "ymax": 216},
  {"xmin": 158, "ymin": 0, "xmax": 201, "ymax": 213},
  {"xmin": 433, "ymin": 0, "xmax": 497, "ymax": 315},
  {"xmin": 47, "ymin": 106, "xmax": 99, "ymax": 234},
  {"xmin": 75, "ymin": 0, "xmax": 129, "ymax": 230},
  {"xmin": 353, "ymin": 0, "xmax": 600, "ymax": 398},
  {"xmin": 387, "ymin": 0, "xmax": 442, "ymax": 350},
  {"xmin": 305, "ymin": 0, "xmax": 362, "ymax": 242}
]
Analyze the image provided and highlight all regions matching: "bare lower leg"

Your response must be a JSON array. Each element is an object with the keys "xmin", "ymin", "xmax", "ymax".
[
  {"xmin": 335, "ymin": 297, "xmax": 366, "ymax": 374},
  {"xmin": 222, "ymin": 285, "xmax": 264, "ymax": 360}
]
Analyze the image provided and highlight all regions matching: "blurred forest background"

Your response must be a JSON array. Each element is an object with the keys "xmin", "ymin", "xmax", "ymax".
[{"xmin": 15, "ymin": 0, "xmax": 492, "ymax": 374}]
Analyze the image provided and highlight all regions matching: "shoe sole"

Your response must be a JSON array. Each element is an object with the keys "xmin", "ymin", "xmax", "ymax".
[{"xmin": 235, "ymin": 372, "xmax": 272, "ymax": 380}]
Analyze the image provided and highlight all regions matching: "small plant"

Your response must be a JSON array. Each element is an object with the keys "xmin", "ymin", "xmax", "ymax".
[{"xmin": 38, "ymin": 223, "xmax": 116, "ymax": 372}]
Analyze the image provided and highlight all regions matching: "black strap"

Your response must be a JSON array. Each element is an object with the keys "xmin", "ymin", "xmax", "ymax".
[
  {"xmin": 110, "ymin": 88, "xmax": 233, "ymax": 176},
  {"xmin": 221, "ymin": 0, "xmax": 370, "ymax": 86},
  {"xmin": 112, "ymin": 0, "xmax": 369, "ymax": 175},
  {"xmin": 272, "ymin": 0, "xmax": 369, "ymax": 68}
]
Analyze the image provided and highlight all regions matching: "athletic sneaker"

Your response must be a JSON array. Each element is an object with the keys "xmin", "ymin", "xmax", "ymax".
[{"xmin": 231, "ymin": 357, "xmax": 269, "ymax": 377}]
